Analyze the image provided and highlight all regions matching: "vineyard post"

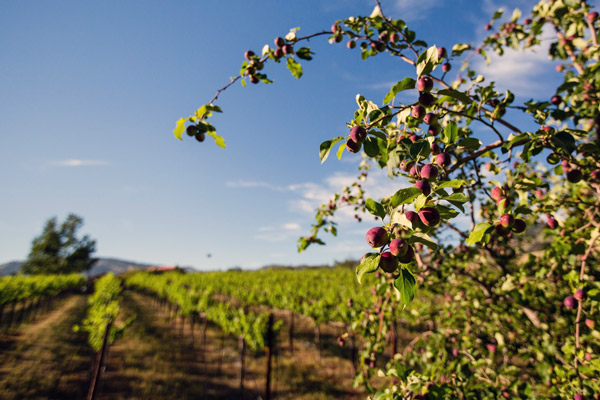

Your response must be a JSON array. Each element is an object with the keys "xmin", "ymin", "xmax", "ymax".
[
  {"xmin": 288, "ymin": 310, "xmax": 294, "ymax": 355},
  {"xmin": 201, "ymin": 313, "xmax": 208, "ymax": 361},
  {"xmin": 218, "ymin": 331, "xmax": 225, "ymax": 375},
  {"xmin": 314, "ymin": 323, "xmax": 321, "ymax": 361},
  {"xmin": 390, "ymin": 319, "xmax": 397, "ymax": 356},
  {"xmin": 190, "ymin": 313, "xmax": 195, "ymax": 345},
  {"xmin": 87, "ymin": 320, "xmax": 112, "ymax": 400},
  {"xmin": 350, "ymin": 333, "xmax": 356, "ymax": 376},
  {"xmin": 238, "ymin": 334, "xmax": 246, "ymax": 398},
  {"xmin": 7, "ymin": 301, "xmax": 17, "ymax": 328},
  {"xmin": 265, "ymin": 312, "xmax": 274, "ymax": 400}
]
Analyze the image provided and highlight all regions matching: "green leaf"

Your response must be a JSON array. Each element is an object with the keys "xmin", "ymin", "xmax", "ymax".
[
  {"xmin": 442, "ymin": 121, "xmax": 458, "ymax": 144},
  {"xmin": 296, "ymin": 47, "xmax": 313, "ymax": 60},
  {"xmin": 409, "ymin": 140, "xmax": 430, "ymax": 161},
  {"xmin": 319, "ymin": 137, "xmax": 344, "ymax": 164},
  {"xmin": 458, "ymin": 137, "xmax": 481, "ymax": 151},
  {"xmin": 206, "ymin": 131, "xmax": 226, "ymax": 148},
  {"xmin": 394, "ymin": 267, "xmax": 416, "ymax": 306},
  {"xmin": 414, "ymin": 193, "xmax": 428, "ymax": 210},
  {"xmin": 174, "ymin": 117, "xmax": 187, "ymax": 140},
  {"xmin": 416, "ymin": 45, "xmax": 439, "ymax": 77},
  {"xmin": 383, "ymin": 77, "xmax": 416, "ymax": 104},
  {"xmin": 336, "ymin": 141, "xmax": 346, "ymax": 160},
  {"xmin": 466, "ymin": 222, "xmax": 493, "ymax": 246},
  {"xmin": 364, "ymin": 137, "xmax": 381, "ymax": 157},
  {"xmin": 356, "ymin": 253, "xmax": 380, "ymax": 284},
  {"xmin": 391, "ymin": 187, "xmax": 422, "ymax": 208},
  {"xmin": 442, "ymin": 193, "xmax": 469, "ymax": 203},
  {"xmin": 436, "ymin": 179, "xmax": 466, "ymax": 190},
  {"xmin": 510, "ymin": 8, "xmax": 521, "ymax": 22},
  {"xmin": 286, "ymin": 58, "xmax": 303, "ymax": 78},
  {"xmin": 438, "ymin": 89, "xmax": 472, "ymax": 104},
  {"xmin": 451, "ymin": 43, "xmax": 471, "ymax": 56},
  {"xmin": 410, "ymin": 232, "xmax": 438, "ymax": 250},
  {"xmin": 436, "ymin": 204, "xmax": 459, "ymax": 219},
  {"xmin": 551, "ymin": 131, "xmax": 577, "ymax": 154},
  {"xmin": 195, "ymin": 104, "xmax": 222, "ymax": 119},
  {"xmin": 365, "ymin": 198, "xmax": 386, "ymax": 220}
]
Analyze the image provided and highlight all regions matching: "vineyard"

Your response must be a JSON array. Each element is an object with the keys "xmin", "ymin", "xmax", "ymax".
[{"xmin": 0, "ymin": 266, "xmax": 424, "ymax": 400}]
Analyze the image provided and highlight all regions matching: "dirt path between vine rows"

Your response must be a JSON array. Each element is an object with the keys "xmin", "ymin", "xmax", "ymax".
[
  {"xmin": 0, "ymin": 294, "xmax": 94, "ymax": 400},
  {"xmin": 98, "ymin": 291, "xmax": 365, "ymax": 400}
]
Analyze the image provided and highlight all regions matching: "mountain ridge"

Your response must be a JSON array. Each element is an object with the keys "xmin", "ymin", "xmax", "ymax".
[{"xmin": 0, "ymin": 257, "xmax": 163, "ymax": 276}]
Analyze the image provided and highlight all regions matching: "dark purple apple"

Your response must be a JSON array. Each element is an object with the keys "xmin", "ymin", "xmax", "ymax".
[
  {"xmin": 428, "ymin": 124, "xmax": 441, "ymax": 136},
  {"xmin": 437, "ymin": 47, "xmax": 447, "ymax": 59},
  {"xmin": 350, "ymin": 125, "xmax": 367, "ymax": 143},
  {"xmin": 512, "ymin": 218, "xmax": 526, "ymax": 233},
  {"xmin": 420, "ymin": 164, "xmax": 439, "ymax": 180},
  {"xmin": 379, "ymin": 251, "xmax": 398, "ymax": 273},
  {"xmin": 419, "ymin": 92, "xmax": 435, "ymax": 107},
  {"xmin": 574, "ymin": 288, "xmax": 586, "ymax": 301},
  {"xmin": 423, "ymin": 112, "xmax": 437, "ymax": 125},
  {"xmin": 588, "ymin": 11, "xmax": 599, "ymax": 24},
  {"xmin": 366, "ymin": 227, "xmax": 389, "ymax": 248},
  {"xmin": 546, "ymin": 217, "xmax": 558, "ymax": 230},
  {"xmin": 274, "ymin": 37, "xmax": 285, "ymax": 47},
  {"xmin": 409, "ymin": 164, "xmax": 421, "ymax": 178},
  {"xmin": 346, "ymin": 139, "xmax": 361, "ymax": 153},
  {"xmin": 400, "ymin": 160, "xmax": 414, "ymax": 172},
  {"xmin": 282, "ymin": 44, "xmax": 294, "ymax": 55},
  {"xmin": 415, "ymin": 180, "xmax": 431, "ymax": 196},
  {"xmin": 347, "ymin": 40, "xmax": 356, "ymax": 49},
  {"xmin": 430, "ymin": 143, "xmax": 441, "ymax": 155},
  {"xmin": 405, "ymin": 211, "xmax": 420, "ymax": 227},
  {"xmin": 417, "ymin": 76, "xmax": 434, "ymax": 92},
  {"xmin": 389, "ymin": 238, "xmax": 408, "ymax": 257},
  {"xmin": 442, "ymin": 63, "xmax": 452, "ymax": 72},
  {"xmin": 244, "ymin": 50, "xmax": 255, "ymax": 60},
  {"xmin": 499, "ymin": 213, "xmax": 515, "ymax": 229},
  {"xmin": 551, "ymin": 95, "xmax": 562, "ymax": 105},
  {"xmin": 435, "ymin": 152, "xmax": 451, "ymax": 167},
  {"xmin": 186, "ymin": 125, "xmax": 199, "ymax": 137},
  {"xmin": 567, "ymin": 168, "xmax": 583, "ymax": 183},
  {"xmin": 564, "ymin": 296, "xmax": 576, "ymax": 309},
  {"xmin": 397, "ymin": 245, "xmax": 415, "ymax": 263},
  {"xmin": 412, "ymin": 105, "xmax": 426, "ymax": 120},
  {"xmin": 195, "ymin": 132, "xmax": 205, "ymax": 142},
  {"xmin": 419, "ymin": 207, "xmax": 441, "ymax": 227}
]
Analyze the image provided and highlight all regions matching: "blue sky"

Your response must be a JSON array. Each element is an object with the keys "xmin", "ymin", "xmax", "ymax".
[{"xmin": 0, "ymin": 0, "xmax": 585, "ymax": 270}]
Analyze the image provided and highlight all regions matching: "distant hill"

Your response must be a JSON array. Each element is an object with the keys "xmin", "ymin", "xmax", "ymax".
[{"xmin": 0, "ymin": 257, "xmax": 156, "ymax": 277}]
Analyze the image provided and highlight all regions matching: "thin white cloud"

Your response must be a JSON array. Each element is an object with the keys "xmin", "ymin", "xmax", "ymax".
[
  {"xmin": 49, "ymin": 159, "xmax": 109, "ymax": 167},
  {"xmin": 389, "ymin": 0, "xmax": 440, "ymax": 22},
  {"xmin": 225, "ymin": 180, "xmax": 287, "ymax": 192},
  {"xmin": 283, "ymin": 222, "xmax": 301, "ymax": 231}
]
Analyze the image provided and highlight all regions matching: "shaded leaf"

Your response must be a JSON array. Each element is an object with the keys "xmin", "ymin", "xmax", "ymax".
[
  {"xmin": 365, "ymin": 198, "xmax": 386, "ymax": 220},
  {"xmin": 394, "ymin": 267, "xmax": 416, "ymax": 306}
]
